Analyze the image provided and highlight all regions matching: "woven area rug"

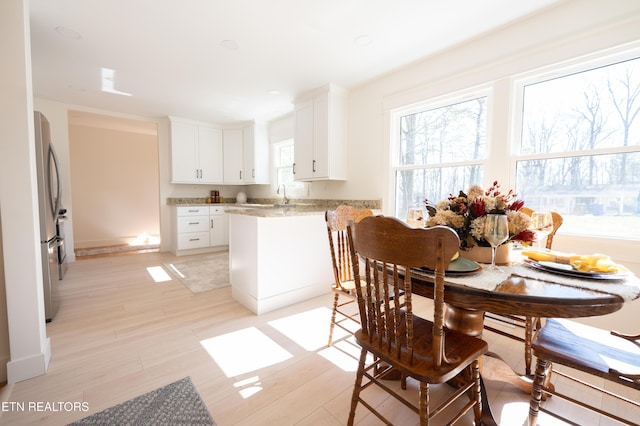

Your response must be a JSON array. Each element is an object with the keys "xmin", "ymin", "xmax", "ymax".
[
  {"xmin": 68, "ymin": 377, "xmax": 215, "ymax": 425},
  {"xmin": 164, "ymin": 252, "xmax": 229, "ymax": 293}
]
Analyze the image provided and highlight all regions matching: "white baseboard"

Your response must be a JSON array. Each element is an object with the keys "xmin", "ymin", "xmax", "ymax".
[{"xmin": 6, "ymin": 338, "xmax": 50, "ymax": 383}]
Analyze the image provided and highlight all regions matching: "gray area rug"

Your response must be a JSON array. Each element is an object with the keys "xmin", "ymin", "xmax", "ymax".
[
  {"xmin": 164, "ymin": 252, "xmax": 230, "ymax": 293},
  {"xmin": 68, "ymin": 377, "xmax": 215, "ymax": 425}
]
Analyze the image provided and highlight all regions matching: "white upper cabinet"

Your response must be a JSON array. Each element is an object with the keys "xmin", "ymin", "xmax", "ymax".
[
  {"xmin": 197, "ymin": 126, "xmax": 224, "ymax": 183},
  {"xmin": 293, "ymin": 84, "xmax": 347, "ymax": 181},
  {"xmin": 243, "ymin": 121, "xmax": 270, "ymax": 184},
  {"xmin": 223, "ymin": 128, "xmax": 244, "ymax": 184},
  {"xmin": 170, "ymin": 118, "xmax": 223, "ymax": 184}
]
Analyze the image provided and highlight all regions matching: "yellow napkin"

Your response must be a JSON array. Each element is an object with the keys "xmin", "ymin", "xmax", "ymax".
[
  {"xmin": 521, "ymin": 250, "xmax": 573, "ymax": 264},
  {"xmin": 522, "ymin": 250, "xmax": 628, "ymax": 274},
  {"xmin": 569, "ymin": 254, "xmax": 628, "ymax": 273}
]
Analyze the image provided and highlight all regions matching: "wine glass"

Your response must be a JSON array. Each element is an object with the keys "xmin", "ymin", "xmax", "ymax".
[
  {"xmin": 531, "ymin": 212, "xmax": 553, "ymax": 250},
  {"xmin": 484, "ymin": 214, "xmax": 509, "ymax": 270},
  {"xmin": 406, "ymin": 207, "xmax": 425, "ymax": 227}
]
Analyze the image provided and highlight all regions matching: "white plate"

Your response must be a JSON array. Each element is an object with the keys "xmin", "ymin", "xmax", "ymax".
[{"xmin": 523, "ymin": 259, "xmax": 631, "ymax": 281}]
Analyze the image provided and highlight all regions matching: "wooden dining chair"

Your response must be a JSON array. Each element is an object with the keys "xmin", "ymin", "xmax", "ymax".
[
  {"xmin": 325, "ymin": 205, "xmax": 374, "ymax": 346},
  {"xmin": 529, "ymin": 318, "xmax": 640, "ymax": 425},
  {"xmin": 484, "ymin": 208, "xmax": 563, "ymax": 376},
  {"xmin": 346, "ymin": 216, "xmax": 489, "ymax": 425}
]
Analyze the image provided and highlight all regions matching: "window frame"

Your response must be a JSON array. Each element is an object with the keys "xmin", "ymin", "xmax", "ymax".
[
  {"xmin": 389, "ymin": 87, "xmax": 494, "ymax": 217},
  {"xmin": 387, "ymin": 45, "xmax": 640, "ymax": 242},
  {"xmin": 271, "ymin": 138, "xmax": 307, "ymax": 197},
  {"xmin": 509, "ymin": 47, "xmax": 640, "ymax": 239}
]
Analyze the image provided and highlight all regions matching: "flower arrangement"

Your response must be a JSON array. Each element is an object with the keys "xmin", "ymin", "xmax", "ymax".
[{"xmin": 424, "ymin": 181, "xmax": 535, "ymax": 249}]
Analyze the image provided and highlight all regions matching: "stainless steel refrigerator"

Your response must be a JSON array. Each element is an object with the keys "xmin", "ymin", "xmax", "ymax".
[{"xmin": 34, "ymin": 111, "xmax": 62, "ymax": 322}]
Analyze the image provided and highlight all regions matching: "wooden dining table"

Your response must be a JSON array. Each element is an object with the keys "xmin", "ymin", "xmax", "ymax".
[{"xmin": 406, "ymin": 258, "xmax": 640, "ymax": 423}]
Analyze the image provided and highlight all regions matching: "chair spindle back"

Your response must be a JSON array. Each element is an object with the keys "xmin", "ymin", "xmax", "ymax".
[
  {"xmin": 325, "ymin": 206, "xmax": 373, "ymax": 290},
  {"xmin": 347, "ymin": 216, "xmax": 459, "ymax": 369}
]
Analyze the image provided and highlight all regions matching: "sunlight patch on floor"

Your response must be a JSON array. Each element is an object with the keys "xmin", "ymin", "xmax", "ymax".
[
  {"xmin": 164, "ymin": 263, "xmax": 186, "ymax": 279},
  {"xmin": 146, "ymin": 266, "xmax": 172, "ymax": 282},
  {"xmin": 267, "ymin": 307, "xmax": 334, "ymax": 351},
  {"xmin": 497, "ymin": 401, "xmax": 529, "ymax": 425},
  {"xmin": 233, "ymin": 376, "xmax": 263, "ymax": 399},
  {"xmin": 317, "ymin": 344, "xmax": 359, "ymax": 372},
  {"xmin": 200, "ymin": 327, "xmax": 292, "ymax": 377},
  {"xmin": 129, "ymin": 232, "xmax": 160, "ymax": 246}
]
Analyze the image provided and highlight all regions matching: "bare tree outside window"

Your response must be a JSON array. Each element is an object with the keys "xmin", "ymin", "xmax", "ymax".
[
  {"xmin": 516, "ymin": 57, "xmax": 640, "ymax": 239},
  {"xmin": 393, "ymin": 97, "xmax": 487, "ymax": 220}
]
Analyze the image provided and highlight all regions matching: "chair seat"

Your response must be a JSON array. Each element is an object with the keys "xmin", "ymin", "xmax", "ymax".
[
  {"xmin": 355, "ymin": 314, "xmax": 488, "ymax": 384},
  {"xmin": 333, "ymin": 279, "xmax": 405, "ymax": 297},
  {"xmin": 532, "ymin": 318, "xmax": 640, "ymax": 388},
  {"xmin": 332, "ymin": 279, "xmax": 359, "ymax": 294}
]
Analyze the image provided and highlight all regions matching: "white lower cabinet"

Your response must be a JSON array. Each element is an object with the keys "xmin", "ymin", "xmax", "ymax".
[
  {"xmin": 172, "ymin": 206, "xmax": 228, "ymax": 255},
  {"xmin": 209, "ymin": 206, "xmax": 228, "ymax": 246}
]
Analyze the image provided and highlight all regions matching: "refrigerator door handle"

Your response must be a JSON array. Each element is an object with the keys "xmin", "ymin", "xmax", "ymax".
[
  {"xmin": 49, "ymin": 237, "xmax": 63, "ymax": 250},
  {"xmin": 48, "ymin": 144, "xmax": 63, "ymax": 218}
]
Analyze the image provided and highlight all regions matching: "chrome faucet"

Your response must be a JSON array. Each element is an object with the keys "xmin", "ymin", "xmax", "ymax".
[{"xmin": 277, "ymin": 184, "xmax": 289, "ymax": 205}]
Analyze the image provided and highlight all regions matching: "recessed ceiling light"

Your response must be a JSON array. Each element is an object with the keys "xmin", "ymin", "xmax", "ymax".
[
  {"xmin": 354, "ymin": 35, "xmax": 372, "ymax": 47},
  {"xmin": 55, "ymin": 26, "xmax": 81, "ymax": 40},
  {"xmin": 268, "ymin": 90, "xmax": 280, "ymax": 95},
  {"xmin": 220, "ymin": 40, "xmax": 239, "ymax": 50}
]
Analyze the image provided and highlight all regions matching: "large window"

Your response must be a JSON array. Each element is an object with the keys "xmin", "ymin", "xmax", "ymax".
[
  {"xmin": 514, "ymin": 55, "xmax": 640, "ymax": 239},
  {"xmin": 392, "ymin": 95, "xmax": 488, "ymax": 220},
  {"xmin": 390, "ymin": 49, "xmax": 640, "ymax": 241}
]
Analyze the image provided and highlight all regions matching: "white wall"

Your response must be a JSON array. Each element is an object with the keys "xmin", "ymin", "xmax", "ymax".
[
  {"xmin": 68, "ymin": 124, "xmax": 159, "ymax": 248},
  {"xmin": 0, "ymin": 0, "xmax": 50, "ymax": 383}
]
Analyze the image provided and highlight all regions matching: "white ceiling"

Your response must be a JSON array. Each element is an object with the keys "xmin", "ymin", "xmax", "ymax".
[{"xmin": 29, "ymin": 0, "xmax": 562, "ymax": 125}]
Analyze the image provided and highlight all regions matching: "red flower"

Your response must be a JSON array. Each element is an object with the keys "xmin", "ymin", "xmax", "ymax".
[
  {"xmin": 512, "ymin": 230, "xmax": 536, "ymax": 244},
  {"xmin": 509, "ymin": 199, "xmax": 525, "ymax": 211},
  {"xmin": 471, "ymin": 198, "xmax": 486, "ymax": 217}
]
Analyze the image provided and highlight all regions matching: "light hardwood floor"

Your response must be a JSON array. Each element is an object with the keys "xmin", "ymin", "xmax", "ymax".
[{"xmin": 1, "ymin": 251, "xmax": 638, "ymax": 425}]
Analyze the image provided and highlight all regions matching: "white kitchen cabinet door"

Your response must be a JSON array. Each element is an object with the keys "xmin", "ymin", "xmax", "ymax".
[
  {"xmin": 312, "ymin": 93, "xmax": 330, "ymax": 178},
  {"xmin": 209, "ymin": 214, "xmax": 227, "ymax": 246},
  {"xmin": 293, "ymin": 100, "xmax": 314, "ymax": 180},
  {"xmin": 198, "ymin": 126, "xmax": 223, "ymax": 184},
  {"xmin": 170, "ymin": 118, "xmax": 223, "ymax": 184},
  {"xmin": 223, "ymin": 129, "xmax": 244, "ymax": 184},
  {"xmin": 293, "ymin": 85, "xmax": 346, "ymax": 181},
  {"xmin": 243, "ymin": 122, "xmax": 270, "ymax": 184},
  {"xmin": 170, "ymin": 121, "xmax": 199, "ymax": 183},
  {"xmin": 209, "ymin": 206, "xmax": 228, "ymax": 246}
]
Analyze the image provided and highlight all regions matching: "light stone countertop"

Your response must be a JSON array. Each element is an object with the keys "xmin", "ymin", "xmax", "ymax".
[
  {"xmin": 167, "ymin": 198, "xmax": 381, "ymax": 218},
  {"xmin": 225, "ymin": 204, "xmax": 326, "ymax": 217}
]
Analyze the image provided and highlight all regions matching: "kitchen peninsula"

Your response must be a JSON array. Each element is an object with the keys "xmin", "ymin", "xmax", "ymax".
[
  {"xmin": 167, "ymin": 199, "xmax": 380, "ymax": 315},
  {"xmin": 228, "ymin": 205, "xmax": 331, "ymax": 315}
]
